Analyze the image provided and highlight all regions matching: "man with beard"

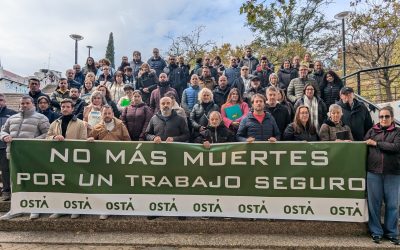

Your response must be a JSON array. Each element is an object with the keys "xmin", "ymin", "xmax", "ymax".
[
  {"xmin": 66, "ymin": 69, "xmax": 82, "ymax": 89},
  {"xmin": 117, "ymin": 56, "xmax": 130, "ymax": 72},
  {"xmin": 287, "ymin": 65, "xmax": 319, "ymax": 103},
  {"xmin": 73, "ymin": 64, "xmax": 84, "ymax": 86},
  {"xmin": 212, "ymin": 75, "xmax": 231, "ymax": 108},
  {"xmin": 239, "ymin": 47, "xmax": 259, "ymax": 72},
  {"xmin": 265, "ymin": 86, "xmax": 291, "ymax": 135},
  {"xmin": 130, "ymin": 51, "xmax": 144, "ymax": 78},
  {"xmin": 88, "ymin": 105, "xmax": 131, "ymax": 141},
  {"xmin": 164, "ymin": 55, "xmax": 188, "ymax": 99},
  {"xmin": 145, "ymin": 97, "xmax": 189, "ymax": 143},
  {"xmin": 69, "ymin": 87, "xmax": 87, "ymax": 120},
  {"xmin": 149, "ymin": 73, "xmax": 178, "ymax": 113},
  {"xmin": 0, "ymin": 96, "xmax": 50, "ymax": 220},
  {"xmin": 237, "ymin": 94, "xmax": 280, "ymax": 142}
]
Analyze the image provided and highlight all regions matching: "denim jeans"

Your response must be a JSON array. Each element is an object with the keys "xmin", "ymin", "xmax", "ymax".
[{"xmin": 367, "ymin": 172, "xmax": 400, "ymax": 238}]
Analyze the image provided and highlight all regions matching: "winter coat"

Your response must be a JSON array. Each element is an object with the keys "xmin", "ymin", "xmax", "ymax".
[
  {"xmin": 239, "ymin": 56, "xmax": 259, "ymax": 72},
  {"xmin": 237, "ymin": 111, "xmax": 281, "ymax": 141},
  {"xmin": 365, "ymin": 123, "xmax": 400, "ymax": 175},
  {"xmin": 0, "ymin": 106, "xmax": 17, "ymax": 149},
  {"xmin": 73, "ymin": 98, "xmax": 87, "ymax": 120},
  {"xmin": 253, "ymin": 66, "xmax": 273, "ymax": 88},
  {"xmin": 106, "ymin": 82, "xmax": 125, "ymax": 103},
  {"xmin": 265, "ymin": 103, "xmax": 291, "ymax": 135},
  {"xmin": 294, "ymin": 96, "xmax": 327, "ymax": 129},
  {"xmin": 96, "ymin": 74, "xmax": 113, "ymax": 85},
  {"xmin": 287, "ymin": 77, "xmax": 319, "ymax": 103},
  {"xmin": 135, "ymin": 71, "xmax": 158, "ymax": 105},
  {"xmin": 321, "ymin": 81, "xmax": 343, "ymax": 108},
  {"xmin": 145, "ymin": 110, "xmax": 189, "ymax": 142},
  {"xmin": 147, "ymin": 56, "xmax": 167, "ymax": 77},
  {"xmin": 181, "ymin": 85, "xmax": 200, "ymax": 114},
  {"xmin": 310, "ymin": 70, "xmax": 325, "ymax": 90},
  {"xmin": 337, "ymin": 99, "xmax": 373, "ymax": 141},
  {"xmin": 244, "ymin": 86, "xmax": 265, "ymax": 106},
  {"xmin": 194, "ymin": 123, "xmax": 235, "ymax": 143},
  {"xmin": 199, "ymin": 76, "xmax": 217, "ymax": 90},
  {"xmin": 74, "ymin": 71, "xmax": 85, "ymax": 86},
  {"xmin": 90, "ymin": 117, "xmax": 131, "ymax": 141},
  {"xmin": 149, "ymin": 83, "xmax": 179, "ymax": 113},
  {"xmin": 107, "ymin": 99, "xmax": 121, "ymax": 119},
  {"xmin": 67, "ymin": 79, "xmax": 82, "ymax": 90},
  {"xmin": 130, "ymin": 60, "xmax": 143, "ymax": 78},
  {"xmin": 29, "ymin": 90, "xmax": 50, "ymax": 110},
  {"xmin": 224, "ymin": 66, "xmax": 241, "ymax": 86},
  {"xmin": 121, "ymin": 102, "xmax": 153, "ymax": 140},
  {"xmin": 190, "ymin": 102, "xmax": 220, "ymax": 131},
  {"xmin": 50, "ymin": 88, "xmax": 70, "ymax": 111},
  {"xmin": 319, "ymin": 119, "xmax": 353, "ymax": 141},
  {"xmin": 0, "ymin": 108, "xmax": 49, "ymax": 140},
  {"xmin": 212, "ymin": 86, "xmax": 231, "ymax": 108},
  {"xmin": 164, "ymin": 64, "xmax": 189, "ymax": 92},
  {"xmin": 232, "ymin": 76, "xmax": 251, "ymax": 97},
  {"xmin": 196, "ymin": 66, "xmax": 219, "ymax": 82},
  {"xmin": 39, "ymin": 108, "xmax": 60, "ymax": 124},
  {"xmin": 278, "ymin": 68, "xmax": 298, "ymax": 91},
  {"xmin": 46, "ymin": 115, "xmax": 87, "ymax": 140},
  {"xmin": 283, "ymin": 123, "xmax": 319, "ymax": 141}
]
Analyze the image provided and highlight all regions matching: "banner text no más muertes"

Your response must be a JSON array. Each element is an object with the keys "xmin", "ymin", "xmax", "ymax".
[{"xmin": 10, "ymin": 139, "xmax": 368, "ymax": 222}]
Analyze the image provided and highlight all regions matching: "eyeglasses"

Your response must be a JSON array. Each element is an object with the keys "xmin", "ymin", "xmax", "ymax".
[
  {"xmin": 305, "ymin": 88, "xmax": 314, "ymax": 91},
  {"xmin": 379, "ymin": 115, "xmax": 391, "ymax": 119}
]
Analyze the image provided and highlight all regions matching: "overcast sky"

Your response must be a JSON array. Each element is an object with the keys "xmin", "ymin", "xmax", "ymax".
[{"xmin": 0, "ymin": 0, "xmax": 350, "ymax": 77}]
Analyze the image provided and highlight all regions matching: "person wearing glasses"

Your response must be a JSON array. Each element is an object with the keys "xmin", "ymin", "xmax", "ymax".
[
  {"xmin": 365, "ymin": 106, "xmax": 400, "ymax": 245},
  {"xmin": 287, "ymin": 64, "xmax": 319, "ymax": 103},
  {"xmin": 232, "ymin": 66, "xmax": 253, "ymax": 97},
  {"xmin": 337, "ymin": 87, "xmax": 373, "ymax": 141}
]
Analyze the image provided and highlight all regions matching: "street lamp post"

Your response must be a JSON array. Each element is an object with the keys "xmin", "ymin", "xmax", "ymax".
[
  {"xmin": 86, "ymin": 45, "xmax": 93, "ymax": 57},
  {"xmin": 69, "ymin": 34, "xmax": 84, "ymax": 64},
  {"xmin": 334, "ymin": 11, "xmax": 352, "ymax": 85}
]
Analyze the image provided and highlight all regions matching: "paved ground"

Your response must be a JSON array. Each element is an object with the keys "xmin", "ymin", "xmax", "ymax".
[{"xmin": 0, "ymin": 231, "xmax": 399, "ymax": 249}]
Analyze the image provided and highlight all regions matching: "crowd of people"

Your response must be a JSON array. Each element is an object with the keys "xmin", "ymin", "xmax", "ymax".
[{"xmin": 0, "ymin": 47, "xmax": 399, "ymax": 244}]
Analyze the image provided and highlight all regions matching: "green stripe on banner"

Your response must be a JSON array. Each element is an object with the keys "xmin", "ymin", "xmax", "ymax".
[{"xmin": 9, "ymin": 140, "xmax": 368, "ymax": 221}]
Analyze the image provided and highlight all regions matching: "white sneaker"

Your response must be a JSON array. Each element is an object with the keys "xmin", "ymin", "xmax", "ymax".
[
  {"xmin": 0, "ymin": 211, "xmax": 22, "ymax": 220},
  {"xmin": 99, "ymin": 215, "xmax": 109, "ymax": 220},
  {"xmin": 49, "ymin": 213, "xmax": 63, "ymax": 219},
  {"xmin": 29, "ymin": 213, "xmax": 40, "ymax": 220},
  {"xmin": 70, "ymin": 214, "xmax": 80, "ymax": 219}
]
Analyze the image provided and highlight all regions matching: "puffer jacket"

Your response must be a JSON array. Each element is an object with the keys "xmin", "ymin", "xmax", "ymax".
[
  {"xmin": 135, "ymin": 71, "xmax": 158, "ymax": 104},
  {"xmin": 278, "ymin": 68, "xmax": 298, "ymax": 91},
  {"xmin": 319, "ymin": 119, "xmax": 353, "ymax": 141},
  {"xmin": 213, "ymin": 86, "xmax": 231, "ymax": 108},
  {"xmin": 181, "ymin": 85, "xmax": 200, "ymax": 114},
  {"xmin": 365, "ymin": 123, "xmax": 400, "ymax": 175},
  {"xmin": 90, "ymin": 117, "xmax": 131, "ymax": 141},
  {"xmin": 164, "ymin": 63, "xmax": 189, "ymax": 91},
  {"xmin": 46, "ymin": 115, "xmax": 87, "ymax": 140},
  {"xmin": 145, "ymin": 110, "xmax": 189, "ymax": 142},
  {"xmin": 0, "ymin": 108, "xmax": 49, "ymax": 140},
  {"xmin": 130, "ymin": 60, "xmax": 143, "ymax": 77},
  {"xmin": 283, "ymin": 123, "xmax": 319, "ymax": 141},
  {"xmin": 237, "ymin": 111, "xmax": 281, "ymax": 141},
  {"xmin": 190, "ymin": 102, "xmax": 220, "ymax": 131},
  {"xmin": 321, "ymin": 81, "xmax": 343, "ymax": 108},
  {"xmin": 310, "ymin": 70, "xmax": 325, "ymax": 89},
  {"xmin": 121, "ymin": 102, "xmax": 153, "ymax": 140},
  {"xmin": 147, "ymin": 56, "xmax": 167, "ymax": 77},
  {"xmin": 287, "ymin": 77, "xmax": 319, "ymax": 103}
]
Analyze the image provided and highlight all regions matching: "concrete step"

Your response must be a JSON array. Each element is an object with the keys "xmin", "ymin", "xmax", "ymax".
[
  {"xmin": 0, "ymin": 211, "xmax": 367, "ymax": 236},
  {"xmin": 0, "ymin": 231, "xmax": 396, "ymax": 249},
  {"xmin": 0, "ymin": 201, "xmax": 9, "ymax": 212}
]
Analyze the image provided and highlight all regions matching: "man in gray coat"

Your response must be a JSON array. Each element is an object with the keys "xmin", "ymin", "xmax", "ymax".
[
  {"xmin": 0, "ymin": 95, "xmax": 50, "ymax": 220},
  {"xmin": 287, "ymin": 65, "xmax": 319, "ymax": 103}
]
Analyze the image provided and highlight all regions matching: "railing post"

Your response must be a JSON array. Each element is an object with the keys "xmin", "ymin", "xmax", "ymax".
[{"xmin": 357, "ymin": 73, "xmax": 361, "ymax": 95}]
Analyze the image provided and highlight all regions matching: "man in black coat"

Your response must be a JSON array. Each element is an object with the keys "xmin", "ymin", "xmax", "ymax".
[
  {"xmin": 337, "ymin": 87, "xmax": 373, "ymax": 141},
  {"xmin": 0, "ymin": 94, "xmax": 17, "ymax": 201},
  {"xmin": 212, "ymin": 75, "xmax": 231, "ymax": 108},
  {"xmin": 265, "ymin": 86, "xmax": 291, "ymax": 135},
  {"xmin": 145, "ymin": 97, "xmax": 189, "ymax": 143},
  {"xmin": 28, "ymin": 77, "xmax": 50, "ymax": 110}
]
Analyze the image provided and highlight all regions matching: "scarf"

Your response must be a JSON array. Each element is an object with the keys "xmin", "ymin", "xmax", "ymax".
[{"xmin": 303, "ymin": 95, "xmax": 319, "ymax": 129}]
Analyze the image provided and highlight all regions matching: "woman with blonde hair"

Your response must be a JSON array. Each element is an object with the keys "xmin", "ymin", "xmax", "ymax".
[{"xmin": 83, "ymin": 91, "xmax": 107, "ymax": 129}]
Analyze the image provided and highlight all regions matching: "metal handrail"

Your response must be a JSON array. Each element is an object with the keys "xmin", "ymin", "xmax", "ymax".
[{"xmin": 343, "ymin": 65, "xmax": 400, "ymax": 126}]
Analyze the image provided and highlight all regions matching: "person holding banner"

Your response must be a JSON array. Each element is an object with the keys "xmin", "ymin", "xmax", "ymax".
[
  {"xmin": 46, "ymin": 98, "xmax": 87, "ymax": 220},
  {"xmin": 319, "ymin": 104, "xmax": 353, "ymax": 141},
  {"xmin": 145, "ymin": 96, "xmax": 189, "ymax": 143},
  {"xmin": 220, "ymin": 88, "xmax": 249, "ymax": 132},
  {"xmin": 283, "ymin": 105, "xmax": 319, "ymax": 141},
  {"xmin": 236, "ymin": 94, "xmax": 280, "ymax": 142},
  {"xmin": 194, "ymin": 111, "xmax": 235, "ymax": 147},
  {"xmin": 365, "ymin": 106, "xmax": 400, "ymax": 245},
  {"xmin": 0, "ymin": 96, "xmax": 50, "ymax": 220}
]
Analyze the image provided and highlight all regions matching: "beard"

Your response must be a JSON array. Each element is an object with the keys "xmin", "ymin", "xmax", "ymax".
[{"xmin": 161, "ymin": 107, "xmax": 172, "ymax": 116}]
